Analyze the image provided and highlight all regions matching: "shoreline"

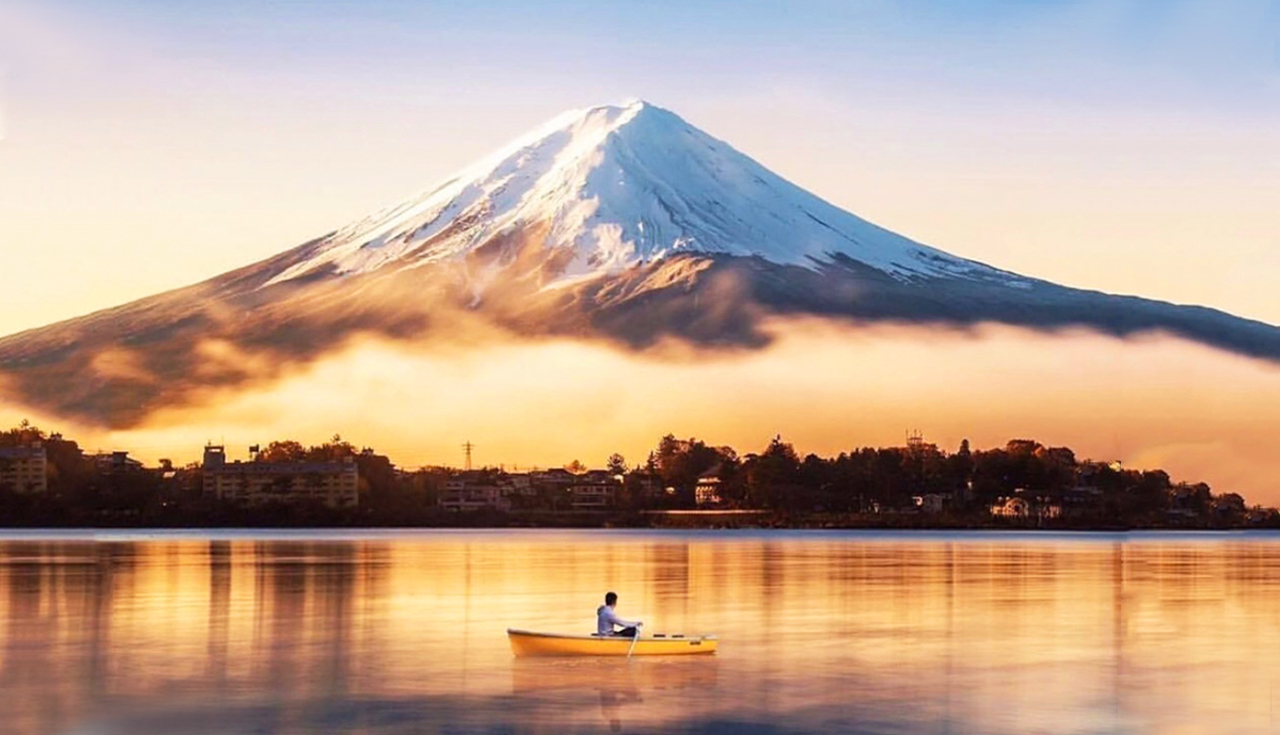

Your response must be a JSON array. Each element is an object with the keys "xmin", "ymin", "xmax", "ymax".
[{"xmin": 0, "ymin": 510, "xmax": 1274, "ymax": 533}]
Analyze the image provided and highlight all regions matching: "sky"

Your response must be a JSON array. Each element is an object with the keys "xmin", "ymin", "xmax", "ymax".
[
  {"xmin": 1, "ymin": 1, "xmax": 1279, "ymax": 501},
  {"xmin": 0, "ymin": 0, "xmax": 1277, "ymax": 338}
]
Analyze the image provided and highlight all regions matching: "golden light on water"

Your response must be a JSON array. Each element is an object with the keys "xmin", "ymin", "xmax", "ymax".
[{"xmin": 0, "ymin": 533, "xmax": 1275, "ymax": 734}]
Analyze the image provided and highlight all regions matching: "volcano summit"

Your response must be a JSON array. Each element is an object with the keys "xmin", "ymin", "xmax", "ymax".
[
  {"xmin": 266, "ymin": 100, "xmax": 1028, "ymax": 287},
  {"xmin": 2, "ymin": 100, "xmax": 1278, "ymax": 427}
]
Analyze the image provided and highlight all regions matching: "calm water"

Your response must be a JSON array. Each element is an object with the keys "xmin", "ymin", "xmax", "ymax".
[{"xmin": 0, "ymin": 530, "xmax": 1277, "ymax": 735}]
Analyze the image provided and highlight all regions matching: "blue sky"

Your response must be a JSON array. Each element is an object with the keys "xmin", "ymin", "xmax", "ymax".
[{"xmin": 51, "ymin": 0, "xmax": 1275, "ymax": 109}]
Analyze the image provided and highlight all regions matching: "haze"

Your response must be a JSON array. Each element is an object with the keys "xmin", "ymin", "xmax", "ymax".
[{"xmin": 3, "ymin": 321, "xmax": 1277, "ymax": 506}]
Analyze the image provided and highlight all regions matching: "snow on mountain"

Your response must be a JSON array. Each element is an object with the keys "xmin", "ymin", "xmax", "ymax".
[{"xmin": 265, "ymin": 100, "xmax": 1031, "ymax": 289}]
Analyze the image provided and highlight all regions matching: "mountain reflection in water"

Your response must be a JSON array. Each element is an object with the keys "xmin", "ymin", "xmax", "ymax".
[{"xmin": 0, "ymin": 531, "xmax": 1276, "ymax": 735}]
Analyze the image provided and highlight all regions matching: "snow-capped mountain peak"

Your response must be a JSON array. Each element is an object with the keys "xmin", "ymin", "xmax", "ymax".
[
  {"xmin": 6, "ymin": 101, "xmax": 1280, "ymax": 431},
  {"xmin": 265, "ymin": 100, "xmax": 1028, "ymax": 288}
]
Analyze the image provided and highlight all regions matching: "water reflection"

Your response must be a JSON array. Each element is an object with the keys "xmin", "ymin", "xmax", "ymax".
[
  {"xmin": 510, "ymin": 658, "xmax": 720, "ymax": 732},
  {"xmin": 0, "ymin": 532, "xmax": 1275, "ymax": 734}
]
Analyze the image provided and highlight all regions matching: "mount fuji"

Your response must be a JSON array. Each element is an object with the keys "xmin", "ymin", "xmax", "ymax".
[
  {"xmin": 265, "ymin": 100, "xmax": 1029, "ymax": 287},
  {"xmin": 2, "ymin": 100, "xmax": 1278, "ymax": 427}
]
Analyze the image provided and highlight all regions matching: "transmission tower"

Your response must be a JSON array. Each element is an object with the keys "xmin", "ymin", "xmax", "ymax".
[{"xmin": 462, "ymin": 440, "xmax": 474, "ymax": 471}]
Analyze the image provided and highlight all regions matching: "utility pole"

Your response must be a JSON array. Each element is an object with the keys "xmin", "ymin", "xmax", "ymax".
[{"xmin": 462, "ymin": 441, "xmax": 474, "ymax": 471}]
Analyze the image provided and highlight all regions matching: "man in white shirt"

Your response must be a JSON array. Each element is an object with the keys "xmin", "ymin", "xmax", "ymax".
[{"xmin": 596, "ymin": 591, "xmax": 641, "ymax": 637}]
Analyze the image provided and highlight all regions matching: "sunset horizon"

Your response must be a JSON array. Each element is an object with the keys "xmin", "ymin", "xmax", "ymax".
[{"xmin": 0, "ymin": 4, "xmax": 1276, "ymax": 733}]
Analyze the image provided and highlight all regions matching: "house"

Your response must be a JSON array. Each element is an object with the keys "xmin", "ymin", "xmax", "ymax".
[
  {"xmin": 695, "ymin": 466, "xmax": 724, "ymax": 507},
  {"xmin": 569, "ymin": 472, "xmax": 620, "ymax": 510},
  {"xmin": 912, "ymin": 493, "xmax": 948, "ymax": 514},
  {"xmin": 439, "ymin": 473, "xmax": 510, "ymax": 512},
  {"xmin": 0, "ymin": 444, "xmax": 47, "ymax": 494},
  {"xmin": 990, "ymin": 492, "xmax": 1062, "ymax": 520},
  {"xmin": 202, "ymin": 444, "xmax": 359, "ymax": 509},
  {"xmin": 990, "ymin": 496, "xmax": 1031, "ymax": 518},
  {"xmin": 500, "ymin": 472, "xmax": 534, "ymax": 496},
  {"xmin": 531, "ymin": 468, "xmax": 577, "ymax": 488}
]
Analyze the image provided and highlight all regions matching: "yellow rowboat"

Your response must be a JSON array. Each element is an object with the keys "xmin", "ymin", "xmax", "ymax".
[{"xmin": 507, "ymin": 629, "xmax": 718, "ymax": 657}]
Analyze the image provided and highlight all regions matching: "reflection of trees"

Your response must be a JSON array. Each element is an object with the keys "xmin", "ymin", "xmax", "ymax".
[
  {"xmin": 0, "ymin": 541, "xmax": 139, "ymax": 732},
  {"xmin": 1, "ymin": 544, "xmax": 50, "ymax": 692},
  {"xmin": 207, "ymin": 540, "xmax": 231, "ymax": 687},
  {"xmin": 251, "ymin": 540, "xmax": 365, "ymax": 697},
  {"xmin": 312, "ymin": 542, "xmax": 359, "ymax": 694},
  {"xmin": 85, "ymin": 542, "xmax": 130, "ymax": 698}
]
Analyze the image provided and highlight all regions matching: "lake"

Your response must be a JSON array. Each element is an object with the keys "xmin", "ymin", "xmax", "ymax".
[{"xmin": 0, "ymin": 530, "xmax": 1276, "ymax": 734}]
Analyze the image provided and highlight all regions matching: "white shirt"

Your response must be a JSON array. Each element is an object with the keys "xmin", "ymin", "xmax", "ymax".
[{"xmin": 596, "ymin": 604, "xmax": 638, "ymax": 635}]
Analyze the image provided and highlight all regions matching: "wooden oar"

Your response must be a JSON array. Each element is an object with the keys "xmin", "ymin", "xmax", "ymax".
[{"xmin": 626, "ymin": 622, "xmax": 643, "ymax": 659}]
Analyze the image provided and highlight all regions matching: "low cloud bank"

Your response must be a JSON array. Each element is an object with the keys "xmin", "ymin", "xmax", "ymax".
[{"xmin": 3, "ymin": 319, "xmax": 1278, "ymax": 505}]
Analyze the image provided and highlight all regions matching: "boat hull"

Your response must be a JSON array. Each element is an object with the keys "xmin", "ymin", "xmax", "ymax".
[{"xmin": 507, "ymin": 629, "xmax": 718, "ymax": 657}]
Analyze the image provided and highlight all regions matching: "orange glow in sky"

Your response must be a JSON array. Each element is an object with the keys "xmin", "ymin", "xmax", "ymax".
[{"xmin": 4, "ymin": 320, "xmax": 1278, "ymax": 506}]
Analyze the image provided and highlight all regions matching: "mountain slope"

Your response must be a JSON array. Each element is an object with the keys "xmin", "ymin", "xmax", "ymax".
[
  {"xmin": 263, "ymin": 100, "xmax": 1031, "ymax": 288},
  {"xmin": 1, "ymin": 100, "xmax": 1277, "ymax": 428}
]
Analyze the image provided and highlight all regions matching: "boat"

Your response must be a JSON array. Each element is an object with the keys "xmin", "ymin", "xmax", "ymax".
[{"xmin": 507, "ymin": 629, "xmax": 718, "ymax": 657}]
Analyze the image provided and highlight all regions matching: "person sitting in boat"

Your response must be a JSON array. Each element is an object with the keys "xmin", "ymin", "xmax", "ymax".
[{"xmin": 596, "ymin": 591, "xmax": 641, "ymax": 637}]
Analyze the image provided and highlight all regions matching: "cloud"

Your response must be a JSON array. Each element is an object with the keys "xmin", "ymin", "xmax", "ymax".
[
  {"xmin": 26, "ymin": 318, "xmax": 1272, "ymax": 506},
  {"xmin": 89, "ymin": 347, "xmax": 155, "ymax": 383}
]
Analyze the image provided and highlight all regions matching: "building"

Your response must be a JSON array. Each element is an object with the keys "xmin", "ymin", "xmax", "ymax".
[
  {"xmin": 695, "ymin": 466, "xmax": 724, "ymax": 507},
  {"xmin": 530, "ymin": 468, "xmax": 577, "ymax": 489},
  {"xmin": 501, "ymin": 472, "xmax": 534, "ymax": 496},
  {"xmin": 439, "ymin": 473, "xmax": 510, "ymax": 512},
  {"xmin": 568, "ymin": 480, "xmax": 617, "ymax": 509},
  {"xmin": 202, "ymin": 444, "xmax": 359, "ymax": 509},
  {"xmin": 912, "ymin": 493, "xmax": 948, "ymax": 514},
  {"xmin": 0, "ymin": 444, "xmax": 47, "ymax": 494},
  {"xmin": 990, "ymin": 497, "xmax": 1030, "ymax": 518},
  {"xmin": 990, "ymin": 493, "xmax": 1062, "ymax": 520},
  {"xmin": 564, "ymin": 471, "xmax": 619, "ymax": 510},
  {"xmin": 90, "ymin": 451, "xmax": 144, "ymax": 475}
]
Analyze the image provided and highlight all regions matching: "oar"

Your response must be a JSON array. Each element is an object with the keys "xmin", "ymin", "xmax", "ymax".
[{"xmin": 626, "ymin": 622, "xmax": 643, "ymax": 659}]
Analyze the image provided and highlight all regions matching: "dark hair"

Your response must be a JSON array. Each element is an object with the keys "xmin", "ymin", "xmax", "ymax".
[{"xmin": 605, "ymin": 591, "xmax": 618, "ymax": 606}]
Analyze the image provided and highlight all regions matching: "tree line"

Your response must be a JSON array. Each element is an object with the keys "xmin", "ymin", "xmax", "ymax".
[
  {"xmin": 632, "ymin": 433, "xmax": 1272, "ymax": 527},
  {"xmin": 0, "ymin": 421, "xmax": 1276, "ymax": 528}
]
